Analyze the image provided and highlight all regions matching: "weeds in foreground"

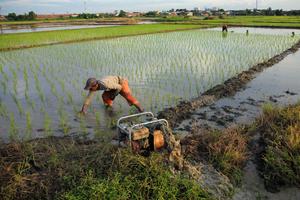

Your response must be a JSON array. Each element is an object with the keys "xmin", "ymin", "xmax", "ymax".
[
  {"xmin": 182, "ymin": 127, "xmax": 249, "ymax": 186},
  {"xmin": 64, "ymin": 150, "xmax": 212, "ymax": 200},
  {"xmin": 256, "ymin": 103, "xmax": 300, "ymax": 191},
  {"xmin": 0, "ymin": 138, "xmax": 212, "ymax": 200}
]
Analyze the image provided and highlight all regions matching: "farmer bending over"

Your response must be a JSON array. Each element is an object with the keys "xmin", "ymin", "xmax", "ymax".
[
  {"xmin": 222, "ymin": 25, "xmax": 228, "ymax": 32},
  {"xmin": 80, "ymin": 76, "xmax": 143, "ymax": 114}
]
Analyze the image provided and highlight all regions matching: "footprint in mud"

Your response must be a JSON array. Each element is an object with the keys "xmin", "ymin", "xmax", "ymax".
[
  {"xmin": 269, "ymin": 96, "xmax": 278, "ymax": 103},
  {"xmin": 209, "ymin": 105, "xmax": 217, "ymax": 110},
  {"xmin": 184, "ymin": 125, "xmax": 192, "ymax": 131},
  {"xmin": 195, "ymin": 112, "xmax": 208, "ymax": 120},
  {"xmin": 216, "ymin": 119, "xmax": 227, "ymax": 126},
  {"xmin": 285, "ymin": 90, "xmax": 298, "ymax": 96},
  {"xmin": 223, "ymin": 115, "xmax": 235, "ymax": 122},
  {"xmin": 209, "ymin": 115, "xmax": 218, "ymax": 122}
]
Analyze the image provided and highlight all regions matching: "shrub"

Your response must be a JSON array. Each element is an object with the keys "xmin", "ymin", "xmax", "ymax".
[
  {"xmin": 63, "ymin": 150, "xmax": 212, "ymax": 200},
  {"xmin": 257, "ymin": 104, "xmax": 300, "ymax": 191}
]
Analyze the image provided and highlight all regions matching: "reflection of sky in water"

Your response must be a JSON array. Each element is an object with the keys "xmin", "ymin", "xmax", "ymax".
[
  {"xmin": 0, "ymin": 29, "xmax": 299, "ymax": 141},
  {"xmin": 0, "ymin": 25, "xmax": 119, "ymax": 34}
]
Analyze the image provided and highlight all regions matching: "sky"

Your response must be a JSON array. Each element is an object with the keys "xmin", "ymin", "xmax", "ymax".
[{"xmin": 0, "ymin": 0, "xmax": 299, "ymax": 15}]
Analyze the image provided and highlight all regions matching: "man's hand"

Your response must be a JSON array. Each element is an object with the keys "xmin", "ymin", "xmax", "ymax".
[
  {"xmin": 79, "ymin": 104, "xmax": 88, "ymax": 115},
  {"xmin": 78, "ymin": 110, "xmax": 86, "ymax": 115}
]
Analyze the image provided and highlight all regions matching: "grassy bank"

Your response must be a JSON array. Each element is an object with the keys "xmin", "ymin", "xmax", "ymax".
[
  {"xmin": 182, "ymin": 127, "xmax": 249, "ymax": 186},
  {"xmin": 255, "ymin": 103, "xmax": 300, "ymax": 191},
  {"xmin": 0, "ymin": 137, "xmax": 212, "ymax": 200},
  {"xmin": 0, "ymin": 24, "xmax": 205, "ymax": 51},
  {"xmin": 181, "ymin": 102, "xmax": 300, "ymax": 190},
  {"xmin": 158, "ymin": 16, "xmax": 300, "ymax": 28}
]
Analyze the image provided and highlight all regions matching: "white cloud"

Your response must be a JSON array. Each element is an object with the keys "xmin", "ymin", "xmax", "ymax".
[{"xmin": 0, "ymin": 0, "xmax": 299, "ymax": 14}]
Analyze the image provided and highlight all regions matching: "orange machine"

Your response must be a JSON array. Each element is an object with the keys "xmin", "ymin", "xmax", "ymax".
[{"xmin": 117, "ymin": 112, "xmax": 169, "ymax": 153}]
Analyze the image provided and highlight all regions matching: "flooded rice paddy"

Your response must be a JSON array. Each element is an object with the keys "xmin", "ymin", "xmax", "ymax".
[
  {"xmin": 0, "ymin": 24, "xmax": 120, "ymax": 34},
  {"xmin": 208, "ymin": 26, "xmax": 300, "ymax": 36},
  {"xmin": 0, "ymin": 29, "xmax": 299, "ymax": 141}
]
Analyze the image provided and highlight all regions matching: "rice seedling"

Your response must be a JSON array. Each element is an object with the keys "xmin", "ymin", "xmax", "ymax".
[
  {"xmin": 9, "ymin": 113, "xmax": 18, "ymax": 141},
  {"xmin": 25, "ymin": 111, "xmax": 32, "ymax": 140},
  {"xmin": 10, "ymin": 93, "xmax": 24, "ymax": 115},
  {"xmin": 43, "ymin": 112, "xmax": 52, "ymax": 137},
  {"xmin": 0, "ymin": 29, "xmax": 299, "ymax": 141},
  {"xmin": 0, "ymin": 101, "xmax": 9, "ymax": 118}
]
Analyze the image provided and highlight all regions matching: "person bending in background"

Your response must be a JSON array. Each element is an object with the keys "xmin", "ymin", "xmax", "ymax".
[{"xmin": 80, "ymin": 76, "xmax": 143, "ymax": 114}]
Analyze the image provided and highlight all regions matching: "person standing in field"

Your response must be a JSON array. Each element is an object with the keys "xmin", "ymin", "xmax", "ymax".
[
  {"xmin": 292, "ymin": 32, "xmax": 295, "ymax": 37},
  {"xmin": 80, "ymin": 76, "xmax": 143, "ymax": 114},
  {"xmin": 222, "ymin": 25, "xmax": 228, "ymax": 32}
]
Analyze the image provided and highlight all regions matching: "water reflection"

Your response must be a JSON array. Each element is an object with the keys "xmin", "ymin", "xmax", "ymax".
[{"xmin": 0, "ymin": 24, "xmax": 120, "ymax": 34}]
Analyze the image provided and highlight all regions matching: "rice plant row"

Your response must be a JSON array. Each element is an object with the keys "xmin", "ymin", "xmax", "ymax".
[{"xmin": 0, "ymin": 30, "xmax": 299, "ymax": 141}]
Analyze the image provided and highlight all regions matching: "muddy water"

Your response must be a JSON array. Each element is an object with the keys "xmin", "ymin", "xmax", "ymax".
[
  {"xmin": 175, "ymin": 46, "xmax": 300, "ymax": 132},
  {"xmin": 174, "ymin": 44, "xmax": 300, "ymax": 200},
  {"xmin": 0, "ymin": 29, "xmax": 299, "ymax": 143}
]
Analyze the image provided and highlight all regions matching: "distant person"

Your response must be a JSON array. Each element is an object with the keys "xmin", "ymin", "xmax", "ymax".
[
  {"xmin": 222, "ymin": 25, "xmax": 228, "ymax": 32},
  {"xmin": 246, "ymin": 30, "xmax": 249, "ymax": 36},
  {"xmin": 292, "ymin": 32, "xmax": 295, "ymax": 37},
  {"xmin": 80, "ymin": 76, "xmax": 143, "ymax": 114}
]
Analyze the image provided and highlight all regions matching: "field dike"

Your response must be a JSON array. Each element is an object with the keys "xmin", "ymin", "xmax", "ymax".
[
  {"xmin": 0, "ymin": 26, "xmax": 208, "ymax": 52},
  {"xmin": 156, "ymin": 39, "xmax": 300, "ymax": 199},
  {"xmin": 157, "ymin": 39, "xmax": 300, "ymax": 128}
]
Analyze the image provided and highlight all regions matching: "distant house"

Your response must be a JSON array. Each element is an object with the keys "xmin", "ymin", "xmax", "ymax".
[
  {"xmin": 201, "ymin": 11, "xmax": 211, "ymax": 17},
  {"xmin": 0, "ymin": 15, "xmax": 5, "ymax": 21},
  {"xmin": 126, "ymin": 12, "xmax": 141, "ymax": 17},
  {"xmin": 37, "ymin": 14, "xmax": 71, "ymax": 19},
  {"xmin": 71, "ymin": 14, "xmax": 79, "ymax": 18},
  {"xmin": 169, "ymin": 12, "xmax": 177, "ymax": 16},
  {"xmin": 186, "ymin": 12, "xmax": 194, "ymax": 17}
]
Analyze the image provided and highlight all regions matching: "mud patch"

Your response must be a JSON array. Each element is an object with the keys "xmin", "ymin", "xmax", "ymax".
[{"xmin": 158, "ymin": 40, "xmax": 300, "ymax": 128}]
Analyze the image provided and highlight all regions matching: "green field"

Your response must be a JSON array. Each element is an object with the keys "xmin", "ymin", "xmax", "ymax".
[
  {"xmin": 158, "ymin": 16, "xmax": 300, "ymax": 28},
  {"xmin": 200, "ymin": 16, "xmax": 300, "ymax": 27},
  {"xmin": 1, "ymin": 29, "xmax": 298, "ymax": 141},
  {"xmin": 0, "ymin": 17, "xmax": 131, "ymax": 25},
  {"xmin": 0, "ymin": 24, "xmax": 206, "ymax": 50}
]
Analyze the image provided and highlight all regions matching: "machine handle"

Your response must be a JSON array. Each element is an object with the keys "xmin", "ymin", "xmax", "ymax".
[
  {"xmin": 130, "ymin": 119, "xmax": 169, "ymax": 130},
  {"xmin": 117, "ymin": 112, "xmax": 154, "ymax": 128}
]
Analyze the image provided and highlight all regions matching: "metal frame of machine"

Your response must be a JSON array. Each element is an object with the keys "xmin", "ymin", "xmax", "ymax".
[{"xmin": 117, "ymin": 112, "xmax": 169, "ymax": 149}]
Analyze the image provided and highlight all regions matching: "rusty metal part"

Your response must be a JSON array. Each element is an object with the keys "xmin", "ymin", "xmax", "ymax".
[
  {"xmin": 153, "ymin": 130, "xmax": 165, "ymax": 150},
  {"xmin": 132, "ymin": 127, "xmax": 150, "ymax": 141}
]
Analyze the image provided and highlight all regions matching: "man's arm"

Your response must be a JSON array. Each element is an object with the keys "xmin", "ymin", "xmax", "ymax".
[
  {"xmin": 134, "ymin": 102, "xmax": 144, "ymax": 113},
  {"xmin": 80, "ymin": 91, "xmax": 96, "ymax": 114}
]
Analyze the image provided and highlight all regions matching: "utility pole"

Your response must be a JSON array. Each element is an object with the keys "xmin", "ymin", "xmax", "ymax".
[
  {"xmin": 256, "ymin": 0, "xmax": 258, "ymax": 10},
  {"xmin": 84, "ymin": 1, "xmax": 87, "ymax": 13}
]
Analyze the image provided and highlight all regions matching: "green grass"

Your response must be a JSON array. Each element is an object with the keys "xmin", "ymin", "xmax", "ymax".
[
  {"xmin": 0, "ymin": 137, "xmax": 212, "ymax": 200},
  {"xmin": 160, "ymin": 16, "xmax": 300, "ymax": 28},
  {"xmin": 0, "ymin": 24, "xmax": 204, "ymax": 51},
  {"xmin": 182, "ymin": 127, "xmax": 249, "ymax": 186},
  {"xmin": 255, "ymin": 103, "xmax": 300, "ymax": 191},
  {"xmin": 63, "ymin": 151, "xmax": 212, "ymax": 200}
]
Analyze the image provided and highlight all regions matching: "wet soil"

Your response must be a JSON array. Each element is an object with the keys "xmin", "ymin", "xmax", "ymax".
[
  {"xmin": 157, "ymin": 39, "xmax": 300, "ymax": 199},
  {"xmin": 157, "ymin": 40, "xmax": 300, "ymax": 129}
]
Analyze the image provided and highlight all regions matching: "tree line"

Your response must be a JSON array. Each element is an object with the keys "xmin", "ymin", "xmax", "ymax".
[
  {"xmin": 5, "ymin": 11, "xmax": 37, "ymax": 21},
  {"xmin": 231, "ymin": 8, "xmax": 300, "ymax": 16}
]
